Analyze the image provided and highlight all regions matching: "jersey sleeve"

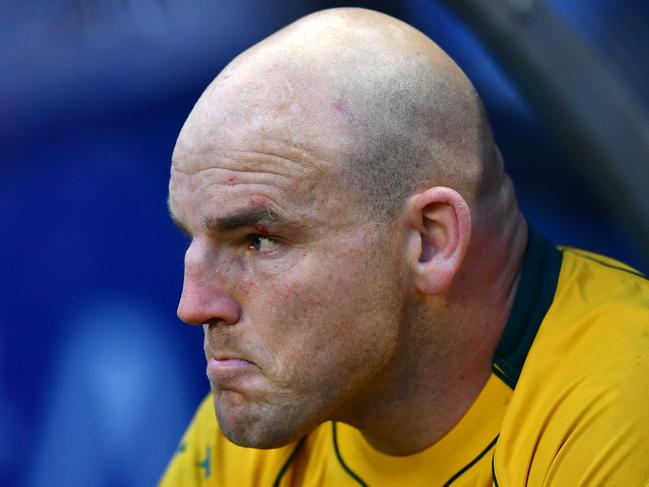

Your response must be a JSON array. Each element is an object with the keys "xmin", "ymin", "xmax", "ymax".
[
  {"xmin": 158, "ymin": 394, "xmax": 217, "ymax": 487},
  {"xmin": 538, "ymin": 362, "xmax": 649, "ymax": 485},
  {"xmin": 495, "ymin": 341, "xmax": 649, "ymax": 486},
  {"xmin": 536, "ymin": 258, "xmax": 649, "ymax": 485},
  {"xmin": 495, "ymin": 249, "xmax": 649, "ymax": 486}
]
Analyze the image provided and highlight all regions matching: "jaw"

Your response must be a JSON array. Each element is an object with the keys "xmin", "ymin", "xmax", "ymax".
[{"xmin": 213, "ymin": 386, "xmax": 329, "ymax": 449}]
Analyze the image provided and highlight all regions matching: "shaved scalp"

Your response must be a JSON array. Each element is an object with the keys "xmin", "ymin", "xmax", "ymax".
[
  {"xmin": 178, "ymin": 7, "xmax": 506, "ymax": 222},
  {"xmin": 269, "ymin": 8, "xmax": 498, "ymax": 218}
]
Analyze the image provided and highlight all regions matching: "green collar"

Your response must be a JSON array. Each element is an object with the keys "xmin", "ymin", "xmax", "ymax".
[{"xmin": 492, "ymin": 226, "xmax": 563, "ymax": 388}]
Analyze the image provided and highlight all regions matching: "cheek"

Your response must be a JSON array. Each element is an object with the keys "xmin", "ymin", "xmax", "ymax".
[{"xmin": 252, "ymin": 250, "xmax": 398, "ymax": 376}]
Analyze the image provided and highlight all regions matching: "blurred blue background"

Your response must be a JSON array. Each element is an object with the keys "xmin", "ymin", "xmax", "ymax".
[{"xmin": 2, "ymin": 1, "xmax": 648, "ymax": 485}]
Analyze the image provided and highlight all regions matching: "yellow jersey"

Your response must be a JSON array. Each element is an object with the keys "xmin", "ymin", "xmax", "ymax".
[{"xmin": 160, "ymin": 229, "xmax": 649, "ymax": 486}]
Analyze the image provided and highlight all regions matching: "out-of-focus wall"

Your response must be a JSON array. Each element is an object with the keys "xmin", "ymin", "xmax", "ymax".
[{"xmin": 1, "ymin": 1, "xmax": 647, "ymax": 485}]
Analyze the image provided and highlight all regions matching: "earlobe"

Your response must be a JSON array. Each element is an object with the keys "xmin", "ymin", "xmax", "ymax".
[{"xmin": 407, "ymin": 187, "xmax": 471, "ymax": 295}]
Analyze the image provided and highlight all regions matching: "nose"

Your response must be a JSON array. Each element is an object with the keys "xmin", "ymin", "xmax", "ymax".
[{"xmin": 177, "ymin": 241, "xmax": 242, "ymax": 326}]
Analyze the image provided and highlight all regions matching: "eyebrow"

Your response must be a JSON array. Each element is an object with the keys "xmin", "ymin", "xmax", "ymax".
[
  {"xmin": 168, "ymin": 202, "xmax": 304, "ymax": 237},
  {"xmin": 204, "ymin": 206, "xmax": 283, "ymax": 233}
]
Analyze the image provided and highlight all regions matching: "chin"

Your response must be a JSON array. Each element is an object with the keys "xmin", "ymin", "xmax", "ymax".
[{"xmin": 214, "ymin": 394, "xmax": 308, "ymax": 449}]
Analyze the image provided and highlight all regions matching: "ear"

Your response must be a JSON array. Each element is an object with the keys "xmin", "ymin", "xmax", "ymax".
[{"xmin": 405, "ymin": 187, "xmax": 472, "ymax": 295}]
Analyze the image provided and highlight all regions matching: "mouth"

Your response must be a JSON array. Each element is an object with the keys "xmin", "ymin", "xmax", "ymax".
[
  {"xmin": 214, "ymin": 352, "xmax": 250, "ymax": 361},
  {"xmin": 206, "ymin": 356, "xmax": 257, "ymax": 385},
  {"xmin": 211, "ymin": 356, "xmax": 253, "ymax": 367}
]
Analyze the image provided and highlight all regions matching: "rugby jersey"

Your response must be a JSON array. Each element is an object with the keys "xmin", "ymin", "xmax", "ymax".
[{"xmin": 160, "ymin": 228, "xmax": 649, "ymax": 486}]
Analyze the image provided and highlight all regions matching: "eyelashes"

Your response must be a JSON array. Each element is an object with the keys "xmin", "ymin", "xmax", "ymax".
[
  {"xmin": 247, "ymin": 234, "xmax": 282, "ymax": 253},
  {"xmin": 180, "ymin": 233, "xmax": 286, "ymax": 260}
]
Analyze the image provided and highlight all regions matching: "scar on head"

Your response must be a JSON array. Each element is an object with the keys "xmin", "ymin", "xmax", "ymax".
[
  {"xmin": 332, "ymin": 97, "xmax": 360, "ymax": 125},
  {"xmin": 332, "ymin": 97, "xmax": 348, "ymax": 114}
]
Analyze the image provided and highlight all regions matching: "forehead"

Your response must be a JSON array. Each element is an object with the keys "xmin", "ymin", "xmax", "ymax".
[
  {"xmin": 170, "ymin": 121, "xmax": 358, "ymax": 235},
  {"xmin": 173, "ymin": 50, "xmax": 364, "ymax": 166},
  {"xmin": 173, "ymin": 126, "xmax": 327, "ymax": 186},
  {"xmin": 169, "ymin": 60, "xmax": 372, "ymax": 228}
]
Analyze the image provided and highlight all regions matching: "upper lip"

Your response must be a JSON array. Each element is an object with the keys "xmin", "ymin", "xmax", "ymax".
[
  {"xmin": 213, "ymin": 355, "xmax": 249, "ymax": 361},
  {"xmin": 205, "ymin": 337, "xmax": 257, "ymax": 364},
  {"xmin": 206, "ymin": 348, "xmax": 253, "ymax": 363}
]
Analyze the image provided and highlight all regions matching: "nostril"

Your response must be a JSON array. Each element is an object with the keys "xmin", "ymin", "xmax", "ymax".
[{"xmin": 205, "ymin": 318, "xmax": 228, "ymax": 329}]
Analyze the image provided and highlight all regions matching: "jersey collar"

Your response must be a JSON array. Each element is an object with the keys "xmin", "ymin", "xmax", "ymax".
[{"xmin": 492, "ymin": 225, "xmax": 563, "ymax": 388}]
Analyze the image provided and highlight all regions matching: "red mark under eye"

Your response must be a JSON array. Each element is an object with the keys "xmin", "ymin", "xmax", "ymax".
[
  {"xmin": 227, "ymin": 177, "xmax": 237, "ymax": 185},
  {"xmin": 254, "ymin": 224, "xmax": 269, "ymax": 234}
]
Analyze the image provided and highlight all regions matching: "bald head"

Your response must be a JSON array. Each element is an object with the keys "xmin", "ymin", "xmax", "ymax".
[
  {"xmin": 176, "ymin": 7, "xmax": 503, "ymax": 221},
  {"xmin": 170, "ymin": 9, "xmax": 528, "ymax": 452}
]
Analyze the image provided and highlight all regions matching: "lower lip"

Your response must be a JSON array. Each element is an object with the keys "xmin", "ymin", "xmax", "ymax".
[{"xmin": 207, "ymin": 358, "xmax": 255, "ymax": 378}]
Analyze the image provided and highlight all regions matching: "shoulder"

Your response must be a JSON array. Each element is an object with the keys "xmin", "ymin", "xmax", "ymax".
[
  {"xmin": 547, "ymin": 247, "xmax": 648, "ymax": 364},
  {"xmin": 495, "ymin": 247, "xmax": 649, "ymax": 485},
  {"xmin": 557, "ymin": 247, "xmax": 649, "ymax": 315},
  {"xmin": 159, "ymin": 394, "xmax": 300, "ymax": 486}
]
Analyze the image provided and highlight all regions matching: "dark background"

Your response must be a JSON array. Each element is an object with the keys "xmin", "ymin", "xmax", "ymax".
[{"xmin": 2, "ymin": 1, "xmax": 648, "ymax": 485}]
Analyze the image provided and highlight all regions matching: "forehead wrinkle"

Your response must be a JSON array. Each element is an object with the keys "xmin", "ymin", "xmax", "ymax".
[
  {"xmin": 218, "ymin": 149, "xmax": 310, "ymax": 179},
  {"xmin": 171, "ymin": 151, "xmax": 331, "ymax": 196},
  {"xmin": 170, "ymin": 166, "xmax": 297, "ymax": 201},
  {"xmin": 172, "ymin": 115, "xmax": 338, "ymax": 177},
  {"xmin": 171, "ymin": 159, "xmax": 293, "ymax": 182},
  {"xmin": 221, "ymin": 145, "xmax": 333, "ymax": 177}
]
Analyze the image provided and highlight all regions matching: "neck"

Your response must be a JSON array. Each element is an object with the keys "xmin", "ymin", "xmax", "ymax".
[{"xmin": 338, "ymin": 216, "xmax": 528, "ymax": 456}]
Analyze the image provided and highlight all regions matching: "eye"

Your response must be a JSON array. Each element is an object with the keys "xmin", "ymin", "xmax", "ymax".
[{"xmin": 248, "ymin": 235, "xmax": 280, "ymax": 252}]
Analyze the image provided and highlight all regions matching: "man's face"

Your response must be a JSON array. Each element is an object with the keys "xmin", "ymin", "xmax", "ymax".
[{"xmin": 168, "ymin": 104, "xmax": 407, "ymax": 448}]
